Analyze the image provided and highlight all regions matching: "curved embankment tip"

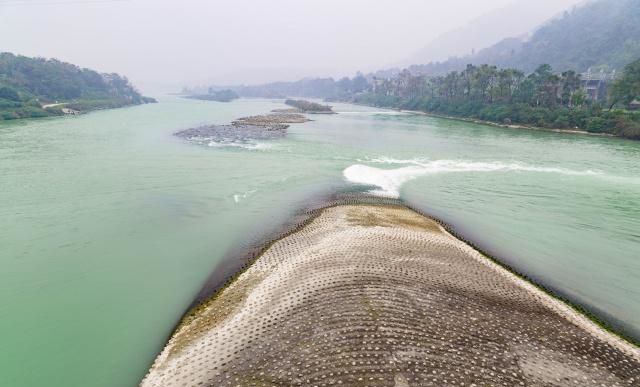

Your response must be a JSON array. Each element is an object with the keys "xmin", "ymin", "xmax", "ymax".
[{"xmin": 141, "ymin": 204, "xmax": 639, "ymax": 387}]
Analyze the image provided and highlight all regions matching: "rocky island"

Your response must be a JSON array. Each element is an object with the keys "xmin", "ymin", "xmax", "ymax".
[
  {"xmin": 175, "ymin": 112, "xmax": 309, "ymax": 146},
  {"xmin": 140, "ymin": 199, "xmax": 640, "ymax": 387}
]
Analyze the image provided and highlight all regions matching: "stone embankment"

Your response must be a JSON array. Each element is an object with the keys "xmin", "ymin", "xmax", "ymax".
[{"xmin": 141, "ymin": 204, "xmax": 639, "ymax": 387}]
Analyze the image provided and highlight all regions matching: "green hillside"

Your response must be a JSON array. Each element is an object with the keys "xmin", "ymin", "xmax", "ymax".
[
  {"xmin": 500, "ymin": 0, "xmax": 640, "ymax": 72},
  {"xmin": 0, "ymin": 52, "xmax": 155, "ymax": 120},
  {"xmin": 409, "ymin": 0, "xmax": 640, "ymax": 75}
]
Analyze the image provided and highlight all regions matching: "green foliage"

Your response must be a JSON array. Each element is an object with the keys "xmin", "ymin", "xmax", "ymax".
[
  {"xmin": 359, "ymin": 62, "xmax": 640, "ymax": 140},
  {"xmin": 205, "ymin": 70, "xmax": 371, "ymax": 100},
  {"xmin": 407, "ymin": 0, "xmax": 640, "ymax": 75},
  {"xmin": 354, "ymin": 94, "xmax": 404, "ymax": 109},
  {"xmin": 234, "ymin": 78, "xmax": 341, "ymax": 99},
  {"xmin": 586, "ymin": 117, "xmax": 608, "ymax": 133},
  {"xmin": 506, "ymin": 0, "xmax": 640, "ymax": 72},
  {"xmin": 285, "ymin": 99, "xmax": 333, "ymax": 112},
  {"xmin": 188, "ymin": 89, "xmax": 239, "ymax": 102},
  {"xmin": 65, "ymin": 98, "xmax": 138, "ymax": 111},
  {"xmin": 0, "ymin": 98, "xmax": 21, "ymax": 109},
  {"xmin": 610, "ymin": 113, "xmax": 640, "ymax": 139},
  {"xmin": 372, "ymin": 64, "xmax": 583, "ymax": 109},
  {"xmin": 0, "ymin": 86, "xmax": 21, "ymax": 101},
  {"xmin": 0, "ymin": 52, "xmax": 154, "ymax": 121},
  {"xmin": 609, "ymin": 58, "xmax": 640, "ymax": 107},
  {"xmin": 0, "ymin": 105, "xmax": 49, "ymax": 119}
]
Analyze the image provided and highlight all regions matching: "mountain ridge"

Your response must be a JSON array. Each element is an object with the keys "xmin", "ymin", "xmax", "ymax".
[
  {"xmin": 405, "ymin": 0, "xmax": 640, "ymax": 76},
  {"xmin": 404, "ymin": 0, "xmax": 585, "ymax": 67}
]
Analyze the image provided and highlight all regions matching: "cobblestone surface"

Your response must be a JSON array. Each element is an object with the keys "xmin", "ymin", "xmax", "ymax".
[{"xmin": 141, "ymin": 204, "xmax": 640, "ymax": 387}]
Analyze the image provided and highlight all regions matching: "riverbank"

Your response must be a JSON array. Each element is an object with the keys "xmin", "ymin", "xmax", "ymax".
[
  {"xmin": 400, "ymin": 109, "xmax": 615, "ymax": 137},
  {"xmin": 140, "ymin": 201, "xmax": 640, "ymax": 387},
  {"xmin": 0, "ymin": 97, "xmax": 156, "ymax": 121},
  {"xmin": 346, "ymin": 100, "xmax": 606, "ymax": 137}
]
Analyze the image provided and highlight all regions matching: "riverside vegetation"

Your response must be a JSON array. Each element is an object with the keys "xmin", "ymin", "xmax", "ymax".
[
  {"xmin": 355, "ymin": 61, "xmax": 640, "ymax": 139},
  {"xmin": 405, "ymin": 0, "xmax": 640, "ymax": 76},
  {"xmin": 185, "ymin": 89, "xmax": 239, "ymax": 102},
  {"xmin": 208, "ymin": 61, "xmax": 640, "ymax": 139},
  {"xmin": 212, "ymin": 0, "xmax": 640, "ymax": 139},
  {"xmin": 284, "ymin": 99, "xmax": 335, "ymax": 113},
  {"xmin": 0, "ymin": 52, "xmax": 155, "ymax": 120}
]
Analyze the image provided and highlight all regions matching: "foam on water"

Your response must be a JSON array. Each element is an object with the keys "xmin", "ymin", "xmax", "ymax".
[
  {"xmin": 344, "ymin": 157, "xmax": 603, "ymax": 197},
  {"xmin": 207, "ymin": 141, "xmax": 274, "ymax": 151},
  {"xmin": 233, "ymin": 189, "xmax": 257, "ymax": 203}
]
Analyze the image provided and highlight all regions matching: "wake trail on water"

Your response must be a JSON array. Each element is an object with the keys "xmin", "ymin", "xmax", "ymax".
[{"xmin": 343, "ymin": 157, "xmax": 606, "ymax": 197}]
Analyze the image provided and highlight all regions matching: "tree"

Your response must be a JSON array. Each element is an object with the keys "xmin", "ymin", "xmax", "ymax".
[
  {"xmin": 337, "ymin": 77, "xmax": 352, "ymax": 93},
  {"xmin": 0, "ymin": 86, "xmax": 21, "ymax": 101},
  {"xmin": 572, "ymin": 89, "xmax": 587, "ymax": 107},
  {"xmin": 351, "ymin": 74, "xmax": 369, "ymax": 93},
  {"xmin": 609, "ymin": 58, "xmax": 640, "ymax": 109},
  {"xmin": 528, "ymin": 64, "xmax": 556, "ymax": 107},
  {"xmin": 0, "ymin": 52, "xmax": 152, "ymax": 120},
  {"xmin": 560, "ymin": 70, "xmax": 581, "ymax": 107}
]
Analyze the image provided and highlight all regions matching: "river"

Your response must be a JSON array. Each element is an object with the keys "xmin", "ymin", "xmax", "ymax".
[{"xmin": 1, "ymin": 96, "xmax": 638, "ymax": 387}]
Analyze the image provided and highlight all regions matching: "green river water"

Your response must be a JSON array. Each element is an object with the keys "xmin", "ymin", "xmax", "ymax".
[{"xmin": 1, "ymin": 96, "xmax": 639, "ymax": 387}]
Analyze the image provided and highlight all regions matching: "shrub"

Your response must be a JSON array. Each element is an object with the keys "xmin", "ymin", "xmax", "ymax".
[
  {"xmin": 586, "ymin": 117, "xmax": 608, "ymax": 133},
  {"xmin": 553, "ymin": 114, "xmax": 570, "ymax": 128},
  {"xmin": 0, "ymin": 86, "xmax": 21, "ymax": 101}
]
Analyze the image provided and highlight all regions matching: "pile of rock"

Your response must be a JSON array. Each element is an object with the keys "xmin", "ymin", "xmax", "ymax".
[
  {"xmin": 174, "ymin": 124, "xmax": 286, "ymax": 143},
  {"xmin": 232, "ymin": 113, "xmax": 309, "ymax": 129},
  {"xmin": 174, "ymin": 113, "xmax": 310, "ymax": 146}
]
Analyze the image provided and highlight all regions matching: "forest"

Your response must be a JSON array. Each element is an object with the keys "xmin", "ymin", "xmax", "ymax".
[
  {"xmin": 356, "ymin": 61, "xmax": 640, "ymax": 139},
  {"xmin": 0, "ymin": 53, "xmax": 154, "ymax": 120},
  {"xmin": 231, "ymin": 74, "xmax": 369, "ymax": 100},
  {"xmin": 403, "ymin": 0, "xmax": 640, "ymax": 77}
]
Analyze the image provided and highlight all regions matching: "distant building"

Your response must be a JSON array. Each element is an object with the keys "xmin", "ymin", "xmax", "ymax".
[
  {"xmin": 629, "ymin": 100, "xmax": 640, "ymax": 111},
  {"xmin": 580, "ymin": 69, "xmax": 616, "ymax": 102}
]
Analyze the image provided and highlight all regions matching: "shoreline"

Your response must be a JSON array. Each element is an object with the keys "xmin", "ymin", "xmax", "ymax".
[
  {"xmin": 0, "ymin": 99, "xmax": 154, "ymax": 123},
  {"xmin": 180, "ymin": 193, "xmax": 640, "ymax": 347},
  {"xmin": 405, "ymin": 201, "xmax": 640, "ymax": 343},
  {"xmin": 432, "ymin": 213, "xmax": 640, "ymax": 358},
  {"xmin": 399, "ymin": 109, "xmax": 617, "ymax": 137},
  {"xmin": 340, "ymin": 100, "xmax": 629, "ymax": 139},
  {"xmin": 141, "ymin": 196, "xmax": 639, "ymax": 387},
  {"xmin": 184, "ymin": 193, "xmax": 403, "ymax": 310}
]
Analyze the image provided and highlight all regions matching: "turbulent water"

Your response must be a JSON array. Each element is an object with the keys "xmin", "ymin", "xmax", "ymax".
[{"xmin": 1, "ymin": 96, "xmax": 639, "ymax": 387}]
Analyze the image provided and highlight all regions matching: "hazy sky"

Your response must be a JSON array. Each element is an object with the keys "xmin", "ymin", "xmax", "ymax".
[{"xmin": 1, "ymin": 0, "xmax": 581, "ymax": 91}]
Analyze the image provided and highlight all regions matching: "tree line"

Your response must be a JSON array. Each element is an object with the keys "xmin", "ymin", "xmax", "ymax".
[
  {"xmin": 374, "ymin": 64, "xmax": 590, "ymax": 108},
  {"xmin": 0, "ymin": 52, "xmax": 154, "ymax": 120},
  {"xmin": 356, "ymin": 61, "xmax": 640, "ymax": 139}
]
